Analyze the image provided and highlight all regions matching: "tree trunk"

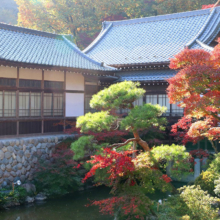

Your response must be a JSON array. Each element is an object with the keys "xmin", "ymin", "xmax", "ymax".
[{"xmin": 133, "ymin": 131, "xmax": 150, "ymax": 151}]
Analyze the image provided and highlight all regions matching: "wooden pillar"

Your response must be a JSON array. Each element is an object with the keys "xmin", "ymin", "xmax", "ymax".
[
  {"xmin": 63, "ymin": 71, "xmax": 66, "ymax": 132},
  {"xmin": 16, "ymin": 67, "xmax": 19, "ymax": 136},
  {"xmin": 41, "ymin": 70, "xmax": 44, "ymax": 134}
]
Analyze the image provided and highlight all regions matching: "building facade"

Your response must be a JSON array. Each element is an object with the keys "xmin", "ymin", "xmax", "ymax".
[{"xmin": 1, "ymin": 7, "xmax": 220, "ymax": 137}]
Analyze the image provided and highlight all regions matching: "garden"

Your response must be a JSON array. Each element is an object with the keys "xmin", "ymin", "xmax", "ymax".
[{"xmin": 1, "ymin": 31, "xmax": 220, "ymax": 220}]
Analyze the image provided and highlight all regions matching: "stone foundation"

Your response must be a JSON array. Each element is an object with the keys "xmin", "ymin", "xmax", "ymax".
[{"xmin": 0, "ymin": 134, "xmax": 74, "ymax": 187}]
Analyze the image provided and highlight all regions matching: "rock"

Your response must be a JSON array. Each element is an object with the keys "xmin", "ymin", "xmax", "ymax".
[
  {"xmin": 7, "ymin": 146, "xmax": 14, "ymax": 152},
  {"xmin": 2, "ymin": 181, "xmax": 7, "ymax": 187},
  {"xmin": 9, "ymin": 140, "xmax": 15, "ymax": 146},
  {"xmin": 1, "ymin": 164, "xmax": 5, "ymax": 171},
  {"xmin": 12, "ymin": 165, "xmax": 18, "ymax": 172},
  {"xmin": 35, "ymin": 193, "xmax": 47, "ymax": 201},
  {"xmin": 2, "ymin": 158, "xmax": 8, "ymax": 165},
  {"xmin": 2, "ymin": 147, "xmax": 7, "ymax": 152},
  {"xmin": 8, "ymin": 176, "xmax": 13, "ymax": 182},
  {"xmin": 8, "ymin": 157, "xmax": 13, "ymax": 164},
  {"xmin": 12, "ymin": 160, "xmax": 17, "ymax": 166},
  {"xmin": 17, "ymin": 155, "xmax": 22, "ymax": 163},
  {"xmin": 0, "ymin": 150, "xmax": 4, "ymax": 160},
  {"xmin": 16, "ymin": 170, "xmax": 21, "ymax": 176},
  {"xmin": 10, "ymin": 171, "xmax": 16, "ymax": 177},
  {"xmin": 23, "ymin": 145, "xmax": 26, "ymax": 152},
  {"xmin": 24, "ymin": 150, "xmax": 31, "ymax": 158},
  {"xmin": 0, "ymin": 141, "xmax": 3, "ymax": 148},
  {"xmin": 41, "ymin": 143, "xmax": 47, "ymax": 148},
  {"xmin": 20, "ymin": 139, "xmax": 24, "ymax": 145},
  {"xmin": 20, "ymin": 175, "xmax": 25, "ymax": 182},
  {"xmin": 15, "ymin": 140, "xmax": 19, "ymax": 146},
  {"xmin": 17, "ymin": 163, "xmax": 22, "ymax": 170},
  {"xmin": 12, "ymin": 152, "xmax": 16, "ymax": 160},
  {"xmin": 26, "ymin": 165, "xmax": 31, "ymax": 171},
  {"xmin": 22, "ymin": 156, "xmax": 25, "ymax": 164},
  {"xmin": 25, "ymin": 196, "xmax": 35, "ymax": 203},
  {"xmin": 21, "ymin": 167, "xmax": 26, "ymax": 175},
  {"xmin": 0, "ymin": 170, "xmax": 3, "ymax": 177},
  {"xmin": 3, "ymin": 171, "xmax": 10, "ymax": 178},
  {"xmin": 5, "ymin": 152, "xmax": 12, "ymax": 159},
  {"xmin": 4, "ymin": 141, "xmax": 10, "ymax": 146},
  {"xmin": 22, "ymin": 183, "xmax": 36, "ymax": 194},
  {"xmin": 6, "ymin": 164, "xmax": 12, "ymax": 172},
  {"xmin": 31, "ymin": 146, "xmax": 37, "ymax": 153},
  {"xmin": 14, "ymin": 146, "xmax": 20, "ymax": 151}
]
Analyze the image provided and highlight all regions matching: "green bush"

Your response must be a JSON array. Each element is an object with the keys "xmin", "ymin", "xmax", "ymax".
[
  {"xmin": 208, "ymin": 153, "xmax": 220, "ymax": 173},
  {"xmin": 195, "ymin": 170, "xmax": 219, "ymax": 196}
]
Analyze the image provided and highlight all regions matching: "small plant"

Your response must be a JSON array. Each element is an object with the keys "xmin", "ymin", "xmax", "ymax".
[
  {"xmin": 195, "ymin": 170, "xmax": 219, "ymax": 196},
  {"xmin": 34, "ymin": 141, "xmax": 81, "ymax": 196}
]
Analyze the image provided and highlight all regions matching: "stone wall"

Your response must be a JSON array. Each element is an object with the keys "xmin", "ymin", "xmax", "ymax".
[{"xmin": 0, "ymin": 134, "xmax": 74, "ymax": 187}]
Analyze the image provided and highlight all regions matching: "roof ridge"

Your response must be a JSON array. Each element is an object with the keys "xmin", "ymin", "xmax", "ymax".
[
  {"xmin": 196, "ymin": 39, "xmax": 214, "ymax": 51},
  {"xmin": 185, "ymin": 7, "xmax": 217, "ymax": 48},
  {"xmin": 83, "ymin": 23, "xmax": 113, "ymax": 54},
  {"xmin": 62, "ymin": 36, "xmax": 116, "ymax": 71},
  {"xmin": 0, "ymin": 22, "xmax": 65, "ymax": 38},
  {"xmin": 102, "ymin": 7, "xmax": 215, "ymax": 27}
]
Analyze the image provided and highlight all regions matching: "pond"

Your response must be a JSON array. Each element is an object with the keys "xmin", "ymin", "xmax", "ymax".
[{"xmin": 0, "ymin": 182, "xmax": 185, "ymax": 220}]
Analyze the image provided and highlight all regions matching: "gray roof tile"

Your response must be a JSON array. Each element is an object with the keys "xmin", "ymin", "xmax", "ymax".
[
  {"xmin": 0, "ymin": 23, "xmax": 116, "ymax": 71},
  {"xmin": 84, "ymin": 7, "xmax": 220, "ymax": 66},
  {"xmin": 116, "ymin": 69, "xmax": 176, "ymax": 82}
]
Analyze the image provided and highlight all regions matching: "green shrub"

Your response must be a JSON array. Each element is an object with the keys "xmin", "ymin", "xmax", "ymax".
[
  {"xmin": 34, "ymin": 141, "xmax": 81, "ymax": 196},
  {"xmin": 195, "ymin": 170, "xmax": 219, "ymax": 196},
  {"xmin": 208, "ymin": 153, "xmax": 220, "ymax": 173}
]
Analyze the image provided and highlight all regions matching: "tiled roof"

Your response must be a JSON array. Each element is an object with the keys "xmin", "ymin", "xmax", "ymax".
[
  {"xmin": 116, "ymin": 69, "xmax": 176, "ymax": 82},
  {"xmin": 0, "ymin": 23, "xmax": 116, "ymax": 71},
  {"xmin": 84, "ymin": 7, "xmax": 220, "ymax": 66}
]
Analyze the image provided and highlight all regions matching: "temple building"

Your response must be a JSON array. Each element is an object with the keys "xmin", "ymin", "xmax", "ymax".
[{"xmin": 1, "ymin": 6, "xmax": 220, "ymax": 137}]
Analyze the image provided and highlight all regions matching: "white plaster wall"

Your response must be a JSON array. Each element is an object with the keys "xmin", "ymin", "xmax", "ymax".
[
  {"xmin": 0, "ymin": 66, "xmax": 17, "ymax": 78},
  {"xmin": 19, "ymin": 68, "xmax": 42, "ymax": 80},
  {"xmin": 66, "ymin": 72, "xmax": 84, "ymax": 91},
  {"xmin": 44, "ymin": 70, "xmax": 64, "ymax": 82},
  {"xmin": 66, "ymin": 93, "xmax": 84, "ymax": 117}
]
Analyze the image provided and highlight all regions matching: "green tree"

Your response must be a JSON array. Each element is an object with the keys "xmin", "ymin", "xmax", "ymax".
[{"xmin": 76, "ymin": 81, "xmax": 167, "ymax": 151}]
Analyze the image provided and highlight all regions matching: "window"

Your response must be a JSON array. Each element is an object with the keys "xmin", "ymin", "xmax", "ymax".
[
  {"xmin": 4, "ymin": 91, "xmax": 16, "ymax": 117},
  {"xmin": 19, "ymin": 79, "xmax": 41, "ymax": 88},
  {"xmin": 44, "ymin": 93, "xmax": 63, "ymax": 116},
  {"xmin": 0, "ymin": 78, "xmax": 16, "ymax": 87},
  {"xmin": 19, "ymin": 92, "xmax": 41, "ymax": 117},
  {"xmin": 85, "ymin": 95, "xmax": 96, "ymax": 113},
  {"xmin": 145, "ymin": 94, "xmax": 184, "ymax": 116},
  {"xmin": 44, "ymin": 81, "xmax": 64, "ymax": 90}
]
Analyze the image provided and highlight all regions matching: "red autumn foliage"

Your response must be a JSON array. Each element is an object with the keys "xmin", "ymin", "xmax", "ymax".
[
  {"xmin": 202, "ymin": 4, "xmax": 220, "ymax": 9},
  {"xmin": 82, "ymin": 148, "xmax": 135, "ymax": 184},
  {"xmin": 167, "ymin": 43, "xmax": 220, "ymax": 149},
  {"xmin": 161, "ymin": 174, "xmax": 172, "ymax": 183}
]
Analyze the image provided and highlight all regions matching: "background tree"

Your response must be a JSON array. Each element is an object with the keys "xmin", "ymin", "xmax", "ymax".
[
  {"xmin": 15, "ymin": 0, "xmax": 216, "ymax": 48},
  {"xmin": 167, "ymin": 41, "xmax": 220, "ymax": 153},
  {"xmin": 0, "ymin": 0, "xmax": 18, "ymax": 25},
  {"xmin": 153, "ymin": 0, "xmax": 216, "ymax": 15}
]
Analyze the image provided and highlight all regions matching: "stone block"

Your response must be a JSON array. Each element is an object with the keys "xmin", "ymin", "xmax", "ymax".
[
  {"xmin": 24, "ymin": 150, "xmax": 31, "ymax": 158},
  {"xmin": 20, "ymin": 139, "xmax": 24, "ymax": 145},
  {"xmin": 15, "ymin": 140, "xmax": 19, "ymax": 146},
  {"xmin": 0, "ymin": 150, "xmax": 4, "ymax": 160},
  {"xmin": 2, "ymin": 147, "xmax": 7, "ymax": 153},
  {"xmin": 8, "ymin": 176, "xmax": 13, "ymax": 182},
  {"xmin": 12, "ymin": 165, "xmax": 18, "ymax": 172},
  {"xmin": 21, "ymin": 167, "xmax": 26, "ymax": 175},
  {"xmin": 10, "ymin": 171, "xmax": 16, "ymax": 177},
  {"xmin": 1, "ymin": 164, "xmax": 5, "ymax": 171},
  {"xmin": 5, "ymin": 152, "xmax": 12, "ymax": 159},
  {"xmin": 14, "ymin": 146, "xmax": 20, "ymax": 151},
  {"xmin": 12, "ymin": 153, "xmax": 16, "ymax": 160},
  {"xmin": 23, "ymin": 145, "xmax": 26, "ymax": 152},
  {"xmin": 12, "ymin": 160, "xmax": 17, "ymax": 166},
  {"xmin": 7, "ymin": 146, "xmax": 14, "ymax": 153},
  {"xmin": 16, "ymin": 155, "xmax": 22, "ymax": 163},
  {"xmin": 3, "ymin": 141, "xmax": 10, "ymax": 146},
  {"xmin": 6, "ymin": 164, "xmax": 12, "ymax": 172},
  {"xmin": 3, "ymin": 171, "xmax": 10, "ymax": 178},
  {"xmin": 9, "ymin": 140, "xmax": 15, "ymax": 147},
  {"xmin": 17, "ymin": 163, "xmax": 22, "ymax": 170},
  {"xmin": 2, "ymin": 158, "xmax": 8, "ymax": 165},
  {"xmin": 8, "ymin": 157, "xmax": 13, "ymax": 164},
  {"xmin": 18, "ymin": 150, "xmax": 24, "ymax": 157}
]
